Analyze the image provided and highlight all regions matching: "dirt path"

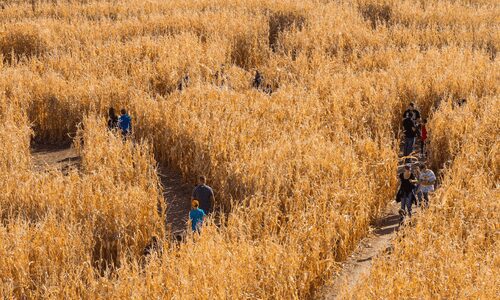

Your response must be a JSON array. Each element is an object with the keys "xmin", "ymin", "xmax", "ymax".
[
  {"xmin": 31, "ymin": 143, "xmax": 80, "ymax": 173},
  {"xmin": 30, "ymin": 144, "xmax": 191, "ymax": 235},
  {"xmin": 321, "ymin": 141, "xmax": 427, "ymax": 299},
  {"xmin": 158, "ymin": 166, "xmax": 193, "ymax": 234},
  {"xmin": 321, "ymin": 202, "xmax": 401, "ymax": 299}
]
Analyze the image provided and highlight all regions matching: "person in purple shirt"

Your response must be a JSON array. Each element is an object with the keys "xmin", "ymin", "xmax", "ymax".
[{"xmin": 191, "ymin": 175, "xmax": 215, "ymax": 214}]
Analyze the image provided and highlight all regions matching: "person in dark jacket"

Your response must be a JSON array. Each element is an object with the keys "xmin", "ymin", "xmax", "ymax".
[
  {"xmin": 252, "ymin": 70, "xmax": 264, "ymax": 90},
  {"xmin": 403, "ymin": 102, "xmax": 421, "ymax": 121},
  {"xmin": 191, "ymin": 175, "xmax": 215, "ymax": 215},
  {"xmin": 398, "ymin": 165, "xmax": 417, "ymax": 219},
  {"xmin": 107, "ymin": 107, "xmax": 119, "ymax": 130},
  {"xmin": 402, "ymin": 115, "xmax": 417, "ymax": 158},
  {"xmin": 118, "ymin": 108, "xmax": 132, "ymax": 138}
]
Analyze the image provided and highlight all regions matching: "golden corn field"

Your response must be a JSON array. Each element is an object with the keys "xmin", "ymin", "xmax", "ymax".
[{"xmin": 0, "ymin": 0, "xmax": 498, "ymax": 298}]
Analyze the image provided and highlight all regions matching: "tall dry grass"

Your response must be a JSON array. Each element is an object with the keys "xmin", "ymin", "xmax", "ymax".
[
  {"xmin": 0, "ymin": 0, "xmax": 498, "ymax": 298},
  {"xmin": 0, "ymin": 110, "xmax": 164, "ymax": 297},
  {"xmin": 345, "ymin": 95, "xmax": 499, "ymax": 299}
]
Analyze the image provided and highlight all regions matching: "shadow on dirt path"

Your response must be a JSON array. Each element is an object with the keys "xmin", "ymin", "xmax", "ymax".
[{"xmin": 321, "ymin": 202, "xmax": 401, "ymax": 299}]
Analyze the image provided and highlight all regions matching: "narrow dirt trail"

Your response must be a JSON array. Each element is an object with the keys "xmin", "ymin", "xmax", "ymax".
[
  {"xmin": 321, "ymin": 141, "xmax": 427, "ymax": 299},
  {"xmin": 321, "ymin": 202, "xmax": 401, "ymax": 299},
  {"xmin": 30, "ymin": 144, "xmax": 191, "ymax": 235},
  {"xmin": 158, "ymin": 166, "xmax": 193, "ymax": 235}
]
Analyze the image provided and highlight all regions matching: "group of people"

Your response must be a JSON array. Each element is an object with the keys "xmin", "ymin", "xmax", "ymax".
[
  {"xmin": 174, "ymin": 67, "xmax": 273, "ymax": 94},
  {"xmin": 138, "ymin": 99, "xmax": 440, "ymax": 262},
  {"xmin": 121, "ymin": 100, "xmax": 438, "ymax": 243},
  {"xmin": 398, "ymin": 102, "xmax": 435, "ymax": 221}
]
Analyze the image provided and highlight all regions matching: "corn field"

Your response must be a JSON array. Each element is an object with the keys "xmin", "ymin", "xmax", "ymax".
[{"xmin": 0, "ymin": 0, "xmax": 498, "ymax": 298}]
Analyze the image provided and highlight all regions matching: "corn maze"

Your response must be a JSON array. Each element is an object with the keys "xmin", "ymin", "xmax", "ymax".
[{"xmin": 0, "ymin": 0, "xmax": 498, "ymax": 298}]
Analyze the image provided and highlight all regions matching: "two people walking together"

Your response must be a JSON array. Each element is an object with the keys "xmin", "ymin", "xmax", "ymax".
[
  {"xmin": 189, "ymin": 175, "xmax": 215, "ymax": 232},
  {"xmin": 397, "ymin": 163, "xmax": 436, "ymax": 220},
  {"xmin": 108, "ymin": 107, "xmax": 132, "ymax": 137}
]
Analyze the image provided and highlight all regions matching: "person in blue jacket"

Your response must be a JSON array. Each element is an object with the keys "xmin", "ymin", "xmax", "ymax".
[
  {"xmin": 189, "ymin": 200, "xmax": 206, "ymax": 233},
  {"xmin": 118, "ymin": 108, "xmax": 132, "ymax": 138}
]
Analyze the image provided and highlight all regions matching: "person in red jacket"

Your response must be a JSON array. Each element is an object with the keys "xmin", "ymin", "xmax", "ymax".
[{"xmin": 420, "ymin": 118, "xmax": 427, "ymax": 157}]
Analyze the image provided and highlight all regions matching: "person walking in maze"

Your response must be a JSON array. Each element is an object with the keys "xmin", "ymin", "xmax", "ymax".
[
  {"xmin": 420, "ymin": 118, "xmax": 428, "ymax": 157},
  {"xmin": 253, "ymin": 70, "xmax": 264, "ymax": 90},
  {"xmin": 189, "ymin": 200, "xmax": 206, "ymax": 233},
  {"xmin": 118, "ymin": 108, "xmax": 132, "ymax": 137},
  {"xmin": 403, "ymin": 102, "xmax": 421, "ymax": 121},
  {"xmin": 107, "ymin": 107, "xmax": 119, "ymax": 130},
  {"xmin": 402, "ymin": 114, "xmax": 417, "ymax": 158},
  {"xmin": 214, "ymin": 64, "xmax": 227, "ymax": 87},
  {"xmin": 417, "ymin": 163, "xmax": 436, "ymax": 208},
  {"xmin": 191, "ymin": 175, "xmax": 215, "ymax": 215},
  {"xmin": 398, "ymin": 165, "xmax": 417, "ymax": 220},
  {"xmin": 177, "ymin": 72, "xmax": 190, "ymax": 91}
]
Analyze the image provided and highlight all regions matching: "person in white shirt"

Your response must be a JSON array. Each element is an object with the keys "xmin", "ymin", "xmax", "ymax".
[{"xmin": 418, "ymin": 163, "xmax": 436, "ymax": 208}]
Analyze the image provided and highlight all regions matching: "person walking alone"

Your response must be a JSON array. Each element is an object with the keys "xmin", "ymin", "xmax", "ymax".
[
  {"xmin": 191, "ymin": 175, "xmax": 215, "ymax": 215},
  {"xmin": 118, "ymin": 108, "xmax": 132, "ymax": 138},
  {"xmin": 398, "ymin": 165, "xmax": 417, "ymax": 220},
  {"xmin": 402, "ymin": 114, "xmax": 417, "ymax": 158},
  {"xmin": 417, "ymin": 163, "xmax": 436, "ymax": 208},
  {"xmin": 253, "ymin": 70, "xmax": 264, "ymax": 90}
]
